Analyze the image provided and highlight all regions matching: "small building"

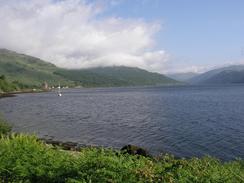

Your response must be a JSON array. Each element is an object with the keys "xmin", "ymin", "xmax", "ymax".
[{"xmin": 42, "ymin": 81, "xmax": 49, "ymax": 90}]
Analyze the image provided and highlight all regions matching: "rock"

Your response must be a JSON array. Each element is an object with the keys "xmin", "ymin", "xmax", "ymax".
[
  {"xmin": 61, "ymin": 141, "xmax": 78, "ymax": 151},
  {"xmin": 39, "ymin": 138, "xmax": 79, "ymax": 151},
  {"xmin": 121, "ymin": 144, "xmax": 150, "ymax": 157},
  {"xmin": 40, "ymin": 139, "xmax": 61, "ymax": 146}
]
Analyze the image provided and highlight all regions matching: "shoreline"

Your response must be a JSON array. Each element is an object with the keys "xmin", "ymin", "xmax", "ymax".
[
  {"xmin": 39, "ymin": 138, "xmax": 173, "ymax": 159},
  {"xmin": 0, "ymin": 120, "xmax": 242, "ymax": 161},
  {"xmin": 0, "ymin": 89, "xmax": 50, "ymax": 99},
  {"xmin": 38, "ymin": 137, "xmax": 238, "ymax": 161},
  {"xmin": 0, "ymin": 93, "xmax": 16, "ymax": 99}
]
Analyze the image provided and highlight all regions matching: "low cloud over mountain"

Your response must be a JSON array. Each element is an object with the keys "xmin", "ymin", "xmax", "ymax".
[{"xmin": 0, "ymin": 0, "xmax": 169, "ymax": 73}]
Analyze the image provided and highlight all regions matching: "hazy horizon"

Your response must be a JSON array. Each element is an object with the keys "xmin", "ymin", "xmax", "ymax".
[{"xmin": 0, "ymin": 0, "xmax": 243, "ymax": 74}]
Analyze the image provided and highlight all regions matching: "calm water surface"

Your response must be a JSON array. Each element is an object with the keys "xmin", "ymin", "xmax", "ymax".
[{"xmin": 0, "ymin": 85, "xmax": 244, "ymax": 160}]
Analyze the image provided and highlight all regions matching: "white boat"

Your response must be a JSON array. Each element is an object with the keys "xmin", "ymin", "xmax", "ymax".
[{"xmin": 58, "ymin": 84, "xmax": 62, "ymax": 97}]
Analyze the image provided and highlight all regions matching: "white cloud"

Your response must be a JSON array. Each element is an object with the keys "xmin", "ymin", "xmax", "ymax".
[
  {"xmin": 164, "ymin": 64, "xmax": 209, "ymax": 74},
  {"xmin": 0, "ymin": 0, "xmax": 169, "ymax": 73}
]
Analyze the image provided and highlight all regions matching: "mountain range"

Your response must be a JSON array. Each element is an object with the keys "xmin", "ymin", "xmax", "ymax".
[
  {"xmin": 188, "ymin": 65, "xmax": 244, "ymax": 84},
  {"xmin": 2, "ymin": 48, "xmax": 244, "ymax": 89},
  {"xmin": 0, "ymin": 49, "xmax": 178, "ymax": 89}
]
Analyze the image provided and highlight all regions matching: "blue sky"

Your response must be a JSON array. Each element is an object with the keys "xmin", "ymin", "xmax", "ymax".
[
  {"xmin": 102, "ymin": 0, "xmax": 244, "ymax": 71},
  {"xmin": 0, "ymin": 0, "xmax": 243, "ymax": 73}
]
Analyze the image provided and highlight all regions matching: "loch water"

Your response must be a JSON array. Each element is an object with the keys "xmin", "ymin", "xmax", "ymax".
[{"xmin": 0, "ymin": 85, "xmax": 244, "ymax": 160}]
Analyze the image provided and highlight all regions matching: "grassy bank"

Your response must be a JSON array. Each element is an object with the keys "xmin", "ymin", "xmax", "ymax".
[
  {"xmin": 0, "ymin": 118, "xmax": 243, "ymax": 182},
  {"xmin": 0, "ymin": 134, "xmax": 243, "ymax": 183},
  {"xmin": 0, "ymin": 115, "xmax": 11, "ymax": 135}
]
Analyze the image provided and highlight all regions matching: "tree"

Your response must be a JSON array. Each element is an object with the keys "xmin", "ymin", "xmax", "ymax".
[{"xmin": 0, "ymin": 75, "xmax": 6, "ymax": 80}]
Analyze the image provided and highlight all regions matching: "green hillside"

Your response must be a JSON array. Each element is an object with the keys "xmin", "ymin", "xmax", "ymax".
[
  {"xmin": 0, "ymin": 49, "xmax": 178, "ymax": 89},
  {"xmin": 55, "ymin": 66, "xmax": 178, "ymax": 87},
  {"xmin": 0, "ymin": 49, "xmax": 74, "ymax": 87},
  {"xmin": 0, "ymin": 75, "xmax": 18, "ymax": 93}
]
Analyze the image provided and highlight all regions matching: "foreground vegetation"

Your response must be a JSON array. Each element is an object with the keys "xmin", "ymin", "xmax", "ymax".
[
  {"xmin": 0, "ymin": 117, "xmax": 243, "ymax": 182},
  {"xmin": 0, "ymin": 134, "xmax": 243, "ymax": 183},
  {"xmin": 0, "ymin": 115, "xmax": 11, "ymax": 135}
]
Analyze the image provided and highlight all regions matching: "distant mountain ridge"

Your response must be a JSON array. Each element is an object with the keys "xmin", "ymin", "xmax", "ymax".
[
  {"xmin": 0, "ymin": 49, "xmax": 178, "ymax": 88},
  {"xmin": 189, "ymin": 65, "xmax": 244, "ymax": 84},
  {"xmin": 167, "ymin": 72, "xmax": 199, "ymax": 82}
]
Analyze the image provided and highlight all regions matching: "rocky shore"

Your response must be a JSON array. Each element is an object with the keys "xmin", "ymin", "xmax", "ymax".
[{"xmin": 39, "ymin": 138, "xmax": 151, "ymax": 157}]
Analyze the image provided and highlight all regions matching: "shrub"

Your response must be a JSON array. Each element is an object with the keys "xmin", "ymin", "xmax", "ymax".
[{"xmin": 73, "ymin": 148, "xmax": 156, "ymax": 182}]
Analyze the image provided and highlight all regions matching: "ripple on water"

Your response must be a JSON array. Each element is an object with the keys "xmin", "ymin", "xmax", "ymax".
[{"xmin": 0, "ymin": 85, "xmax": 244, "ymax": 160}]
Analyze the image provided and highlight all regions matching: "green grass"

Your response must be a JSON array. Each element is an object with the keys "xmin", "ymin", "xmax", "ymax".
[
  {"xmin": 0, "ymin": 115, "xmax": 11, "ymax": 135},
  {"xmin": 0, "ymin": 134, "xmax": 243, "ymax": 183}
]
